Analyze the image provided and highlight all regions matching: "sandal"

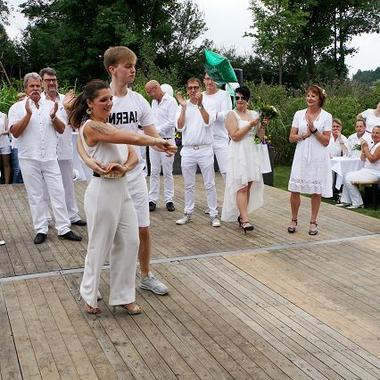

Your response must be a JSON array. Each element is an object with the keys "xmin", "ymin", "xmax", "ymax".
[
  {"xmin": 308, "ymin": 221, "xmax": 318, "ymax": 236},
  {"xmin": 113, "ymin": 303, "xmax": 143, "ymax": 315},
  {"xmin": 241, "ymin": 221, "xmax": 254, "ymax": 234},
  {"xmin": 85, "ymin": 303, "xmax": 101, "ymax": 315},
  {"xmin": 288, "ymin": 219, "xmax": 297, "ymax": 233}
]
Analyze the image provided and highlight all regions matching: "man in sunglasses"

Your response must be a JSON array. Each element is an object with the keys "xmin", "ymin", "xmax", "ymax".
[{"xmin": 175, "ymin": 78, "xmax": 221, "ymax": 227}]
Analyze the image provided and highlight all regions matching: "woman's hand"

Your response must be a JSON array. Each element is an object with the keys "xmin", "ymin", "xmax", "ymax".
[
  {"xmin": 153, "ymin": 138, "xmax": 178, "ymax": 156},
  {"xmin": 249, "ymin": 118, "xmax": 259, "ymax": 128},
  {"xmin": 104, "ymin": 162, "xmax": 128, "ymax": 176},
  {"xmin": 88, "ymin": 159, "xmax": 109, "ymax": 175},
  {"xmin": 63, "ymin": 90, "xmax": 76, "ymax": 111}
]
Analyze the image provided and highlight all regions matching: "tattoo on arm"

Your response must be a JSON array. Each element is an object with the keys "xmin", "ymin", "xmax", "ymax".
[{"xmin": 88, "ymin": 121, "xmax": 115, "ymax": 136}]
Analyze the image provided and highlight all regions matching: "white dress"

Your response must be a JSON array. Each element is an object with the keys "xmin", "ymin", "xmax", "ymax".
[
  {"xmin": 222, "ymin": 110, "xmax": 264, "ymax": 222},
  {"xmin": 288, "ymin": 108, "xmax": 333, "ymax": 197}
]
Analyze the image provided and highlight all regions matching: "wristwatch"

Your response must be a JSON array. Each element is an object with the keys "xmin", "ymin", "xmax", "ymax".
[
  {"xmin": 198, "ymin": 104, "xmax": 204, "ymax": 110},
  {"xmin": 311, "ymin": 128, "xmax": 317, "ymax": 134}
]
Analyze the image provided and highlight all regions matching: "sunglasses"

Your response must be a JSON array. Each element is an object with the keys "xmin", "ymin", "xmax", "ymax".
[
  {"xmin": 235, "ymin": 95, "xmax": 247, "ymax": 101},
  {"xmin": 187, "ymin": 86, "xmax": 199, "ymax": 90}
]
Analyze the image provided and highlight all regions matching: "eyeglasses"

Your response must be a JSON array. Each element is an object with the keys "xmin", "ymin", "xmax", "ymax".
[
  {"xmin": 44, "ymin": 78, "xmax": 57, "ymax": 82},
  {"xmin": 187, "ymin": 86, "xmax": 199, "ymax": 90},
  {"xmin": 235, "ymin": 95, "xmax": 246, "ymax": 101}
]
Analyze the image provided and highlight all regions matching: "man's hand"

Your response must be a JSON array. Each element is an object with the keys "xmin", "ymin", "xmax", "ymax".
[
  {"xmin": 176, "ymin": 92, "xmax": 187, "ymax": 108},
  {"xmin": 25, "ymin": 98, "xmax": 32, "ymax": 115},
  {"xmin": 50, "ymin": 101, "xmax": 59, "ymax": 120},
  {"xmin": 153, "ymin": 139, "xmax": 177, "ymax": 156},
  {"xmin": 195, "ymin": 92, "xmax": 203, "ymax": 106}
]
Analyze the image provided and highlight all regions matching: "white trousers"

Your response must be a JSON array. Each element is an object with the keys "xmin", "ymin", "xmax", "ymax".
[
  {"xmin": 213, "ymin": 139, "xmax": 229, "ymax": 180},
  {"xmin": 58, "ymin": 159, "xmax": 81, "ymax": 222},
  {"xmin": 181, "ymin": 146, "xmax": 218, "ymax": 217},
  {"xmin": 19, "ymin": 159, "xmax": 71, "ymax": 235},
  {"xmin": 80, "ymin": 177, "xmax": 139, "ymax": 308},
  {"xmin": 341, "ymin": 168, "xmax": 380, "ymax": 206},
  {"xmin": 148, "ymin": 141, "xmax": 175, "ymax": 203}
]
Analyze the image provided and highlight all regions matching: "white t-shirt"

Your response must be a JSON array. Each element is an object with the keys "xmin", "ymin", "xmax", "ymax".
[
  {"xmin": 346, "ymin": 132, "xmax": 373, "ymax": 157},
  {"xmin": 202, "ymin": 90, "xmax": 232, "ymax": 142},
  {"xmin": 8, "ymin": 98, "xmax": 61, "ymax": 161},
  {"xmin": 361, "ymin": 109, "xmax": 380, "ymax": 133},
  {"xmin": 175, "ymin": 101, "xmax": 216, "ymax": 146},
  {"xmin": 0, "ymin": 112, "xmax": 10, "ymax": 149},
  {"xmin": 328, "ymin": 134, "xmax": 348, "ymax": 157},
  {"xmin": 41, "ymin": 92, "xmax": 73, "ymax": 160},
  {"xmin": 108, "ymin": 89, "xmax": 154, "ymax": 182},
  {"xmin": 151, "ymin": 93, "xmax": 178, "ymax": 138}
]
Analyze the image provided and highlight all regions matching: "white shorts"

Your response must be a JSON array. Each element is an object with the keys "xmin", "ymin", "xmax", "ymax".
[
  {"xmin": 0, "ymin": 146, "xmax": 11, "ymax": 155},
  {"xmin": 128, "ymin": 174, "xmax": 150, "ymax": 228}
]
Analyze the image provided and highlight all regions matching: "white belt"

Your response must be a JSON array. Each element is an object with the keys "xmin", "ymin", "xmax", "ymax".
[{"xmin": 183, "ymin": 144, "xmax": 211, "ymax": 150}]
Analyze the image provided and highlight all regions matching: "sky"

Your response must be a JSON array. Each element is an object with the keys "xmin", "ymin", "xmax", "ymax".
[{"xmin": 5, "ymin": 0, "xmax": 380, "ymax": 77}]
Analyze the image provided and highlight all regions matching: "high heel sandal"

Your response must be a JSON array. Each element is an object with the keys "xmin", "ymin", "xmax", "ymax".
[
  {"xmin": 85, "ymin": 303, "xmax": 101, "ymax": 315},
  {"xmin": 241, "ymin": 221, "xmax": 254, "ymax": 234},
  {"xmin": 287, "ymin": 219, "xmax": 297, "ymax": 233},
  {"xmin": 237, "ymin": 216, "xmax": 242, "ymax": 227},
  {"xmin": 112, "ymin": 303, "xmax": 143, "ymax": 315},
  {"xmin": 308, "ymin": 221, "xmax": 318, "ymax": 236}
]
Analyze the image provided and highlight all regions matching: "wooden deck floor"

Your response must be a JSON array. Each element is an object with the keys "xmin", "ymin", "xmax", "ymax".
[{"xmin": 0, "ymin": 175, "xmax": 379, "ymax": 379}]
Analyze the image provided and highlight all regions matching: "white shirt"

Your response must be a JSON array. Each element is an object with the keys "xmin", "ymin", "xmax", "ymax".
[
  {"xmin": 364, "ymin": 141, "xmax": 380, "ymax": 170},
  {"xmin": 202, "ymin": 90, "xmax": 232, "ymax": 142},
  {"xmin": 41, "ymin": 92, "xmax": 73, "ymax": 160},
  {"xmin": 346, "ymin": 132, "xmax": 373, "ymax": 157},
  {"xmin": 175, "ymin": 101, "xmax": 216, "ymax": 146},
  {"xmin": 0, "ymin": 112, "xmax": 10, "ymax": 149},
  {"xmin": 108, "ymin": 89, "xmax": 154, "ymax": 182},
  {"xmin": 8, "ymin": 98, "xmax": 60, "ymax": 161},
  {"xmin": 328, "ymin": 134, "xmax": 348, "ymax": 157},
  {"xmin": 361, "ymin": 109, "xmax": 380, "ymax": 133},
  {"xmin": 151, "ymin": 93, "xmax": 178, "ymax": 138}
]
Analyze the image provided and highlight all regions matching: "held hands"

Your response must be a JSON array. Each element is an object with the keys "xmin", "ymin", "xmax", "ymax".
[
  {"xmin": 176, "ymin": 92, "xmax": 187, "ymax": 108},
  {"xmin": 153, "ymin": 138, "xmax": 178, "ymax": 156}
]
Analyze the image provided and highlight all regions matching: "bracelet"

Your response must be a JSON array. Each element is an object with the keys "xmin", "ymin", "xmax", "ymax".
[
  {"xmin": 51, "ymin": 115, "xmax": 57, "ymax": 122},
  {"xmin": 311, "ymin": 128, "xmax": 317, "ymax": 134}
]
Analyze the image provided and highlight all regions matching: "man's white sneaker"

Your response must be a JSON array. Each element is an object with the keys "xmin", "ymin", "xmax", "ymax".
[
  {"xmin": 139, "ymin": 273, "xmax": 169, "ymax": 295},
  {"xmin": 336, "ymin": 203, "xmax": 350, "ymax": 207},
  {"xmin": 211, "ymin": 216, "xmax": 221, "ymax": 227},
  {"xmin": 176, "ymin": 214, "xmax": 192, "ymax": 225},
  {"xmin": 346, "ymin": 204, "xmax": 364, "ymax": 209}
]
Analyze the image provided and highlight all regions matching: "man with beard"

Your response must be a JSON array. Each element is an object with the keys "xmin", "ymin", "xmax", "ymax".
[{"xmin": 8, "ymin": 72, "xmax": 82, "ymax": 244}]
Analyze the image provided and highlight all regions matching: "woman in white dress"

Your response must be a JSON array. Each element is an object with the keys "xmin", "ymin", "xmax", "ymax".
[
  {"xmin": 221, "ymin": 86, "xmax": 264, "ymax": 233},
  {"xmin": 288, "ymin": 85, "xmax": 332, "ymax": 236},
  {"xmin": 69, "ymin": 80, "xmax": 176, "ymax": 314}
]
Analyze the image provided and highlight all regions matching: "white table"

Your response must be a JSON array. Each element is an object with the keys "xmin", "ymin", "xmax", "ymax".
[{"xmin": 331, "ymin": 157, "xmax": 364, "ymax": 189}]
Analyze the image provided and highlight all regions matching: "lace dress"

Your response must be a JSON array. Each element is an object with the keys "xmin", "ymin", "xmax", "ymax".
[
  {"xmin": 222, "ymin": 110, "xmax": 264, "ymax": 222},
  {"xmin": 288, "ymin": 108, "xmax": 333, "ymax": 197}
]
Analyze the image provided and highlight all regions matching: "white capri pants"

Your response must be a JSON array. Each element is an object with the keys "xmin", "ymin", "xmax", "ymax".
[
  {"xmin": 341, "ymin": 168, "xmax": 380, "ymax": 206},
  {"xmin": 19, "ymin": 158, "xmax": 71, "ymax": 235},
  {"xmin": 148, "ymin": 140, "xmax": 175, "ymax": 204},
  {"xmin": 181, "ymin": 145, "xmax": 218, "ymax": 217},
  {"xmin": 80, "ymin": 176, "xmax": 139, "ymax": 308}
]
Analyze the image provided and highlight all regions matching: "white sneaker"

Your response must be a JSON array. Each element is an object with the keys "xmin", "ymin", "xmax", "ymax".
[
  {"xmin": 176, "ymin": 214, "xmax": 192, "ymax": 225},
  {"xmin": 211, "ymin": 216, "xmax": 221, "ymax": 227},
  {"xmin": 0, "ymin": 240, "xmax": 5, "ymax": 246},
  {"xmin": 139, "ymin": 273, "xmax": 169, "ymax": 295},
  {"xmin": 335, "ymin": 203, "xmax": 350, "ymax": 207},
  {"xmin": 346, "ymin": 204, "xmax": 364, "ymax": 209}
]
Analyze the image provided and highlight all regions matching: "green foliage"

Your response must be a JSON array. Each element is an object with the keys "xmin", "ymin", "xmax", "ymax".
[
  {"xmin": 0, "ymin": 82, "xmax": 19, "ymax": 113},
  {"xmin": 353, "ymin": 67, "xmax": 380, "ymax": 86}
]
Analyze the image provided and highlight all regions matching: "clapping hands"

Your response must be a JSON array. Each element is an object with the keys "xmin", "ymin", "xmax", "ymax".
[{"xmin": 176, "ymin": 92, "xmax": 187, "ymax": 108}]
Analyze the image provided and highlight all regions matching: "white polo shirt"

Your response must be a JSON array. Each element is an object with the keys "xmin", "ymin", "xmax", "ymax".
[
  {"xmin": 8, "ymin": 98, "xmax": 60, "ymax": 161},
  {"xmin": 41, "ymin": 92, "xmax": 73, "ymax": 160},
  {"xmin": 361, "ymin": 109, "xmax": 380, "ymax": 133},
  {"xmin": 175, "ymin": 100, "xmax": 216, "ymax": 146},
  {"xmin": 151, "ymin": 93, "xmax": 178, "ymax": 138},
  {"xmin": 108, "ymin": 89, "xmax": 154, "ymax": 182},
  {"xmin": 346, "ymin": 131, "xmax": 373, "ymax": 157},
  {"xmin": 202, "ymin": 90, "xmax": 232, "ymax": 142}
]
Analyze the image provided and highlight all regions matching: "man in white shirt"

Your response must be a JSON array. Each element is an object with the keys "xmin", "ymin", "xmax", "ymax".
[
  {"xmin": 145, "ymin": 80, "xmax": 177, "ymax": 212},
  {"xmin": 80, "ymin": 46, "xmax": 173, "ymax": 295},
  {"xmin": 175, "ymin": 77, "xmax": 221, "ymax": 227},
  {"xmin": 346, "ymin": 118, "xmax": 373, "ymax": 157},
  {"xmin": 39, "ymin": 67, "xmax": 86, "ymax": 226},
  {"xmin": 328, "ymin": 118, "xmax": 348, "ymax": 158},
  {"xmin": 8, "ymin": 73, "xmax": 82, "ymax": 244},
  {"xmin": 202, "ymin": 73, "xmax": 232, "ymax": 180}
]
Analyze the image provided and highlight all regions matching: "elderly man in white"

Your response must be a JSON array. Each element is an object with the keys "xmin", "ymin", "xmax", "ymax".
[
  {"xmin": 8, "ymin": 73, "xmax": 82, "ymax": 244},
  {"xmin": 338, "ymin": 126, "xmax": 380, "ymax": 209},
  {"xmin": 346, "ymin": 118, "xmax": 373, "ymax": 157},
  {"xmin": 39, "ymin": 67, "xmax": 86, "ymax": 226},
  {"xmin": 202, "ymin": 73, "xmax": 232, "ymax": 180},
  {"xmin": 175, "ymin": 77, "xmax": 221, "ymax": 227},
  {"xmin": 145, "ymin": 80, "xmax": 178, "ymax": 212}
]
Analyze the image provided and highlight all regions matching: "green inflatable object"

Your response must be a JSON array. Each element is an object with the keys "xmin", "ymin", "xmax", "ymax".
[{"xmin": 204, "ymin": 50, "xmax": 238, "ymax": 85}]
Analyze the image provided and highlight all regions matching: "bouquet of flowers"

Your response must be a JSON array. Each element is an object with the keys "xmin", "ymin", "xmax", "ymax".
[
  {"xmin": 352, "ymin": 144, "xmax": 361, "ymax": 151},
  {"xmin": 259, "ymin": 104, "xmax": 279, "ymax": 120}
]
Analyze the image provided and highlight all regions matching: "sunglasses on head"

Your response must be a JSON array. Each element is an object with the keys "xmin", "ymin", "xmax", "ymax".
[{"xmin": 235, "ymin": 95, "xmax": 247, "ymax": 101}]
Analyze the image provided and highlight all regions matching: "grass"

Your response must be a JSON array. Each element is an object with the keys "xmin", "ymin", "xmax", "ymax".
[{"xmin": 273, "ymin": 165, "xmax": 380, "ymax": 219}]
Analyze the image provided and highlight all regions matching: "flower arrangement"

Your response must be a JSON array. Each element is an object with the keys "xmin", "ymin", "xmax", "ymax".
[
  {"xmin": 259, "ymin": 104, "xmax": 279, "ymax": 121},
  {"xmin": 352, "ymin": 144, "xmax": 361, "ymax": 151},
  {"xmin": 175, "ymin": 131, "xmax": 182, "ymax": 146}
]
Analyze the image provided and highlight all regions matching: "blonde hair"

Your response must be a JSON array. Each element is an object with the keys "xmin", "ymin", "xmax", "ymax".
[
  {"xmin": 332, "ymin": 118, "xmax": 342, "ymax": 127},
  {"xmin": 103, "ymin": 46, "xmax": 137, "ymax": 73}
]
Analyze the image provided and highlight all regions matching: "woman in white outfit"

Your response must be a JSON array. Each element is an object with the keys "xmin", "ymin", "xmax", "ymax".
[
  {"xmin": 221, "ymin": 86, "xmax": 264, "ymax": 233},
  {"xmin": 288, "ymin": 85, "xmax": 332, "ymax": 236},
  {"xmin": 339, "ymin": 126, "xmax": 380, "ymax": 208},
  {"xmin": 69, "ymin": 80, "xmax": 176, "ymax": 314}
]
